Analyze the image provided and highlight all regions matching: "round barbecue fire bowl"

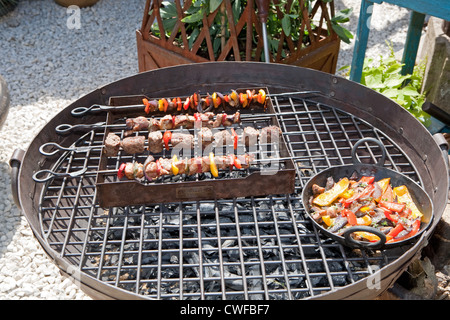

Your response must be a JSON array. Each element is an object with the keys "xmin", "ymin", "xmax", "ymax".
[{"xmin": 11, "ymin": 62, "xmax": 449, "ymax": 300}]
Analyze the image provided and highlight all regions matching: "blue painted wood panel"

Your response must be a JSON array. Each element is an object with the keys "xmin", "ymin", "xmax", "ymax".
[{"xmin": 372, "ymin": 0, "xmax": 450, "ymax": 20}]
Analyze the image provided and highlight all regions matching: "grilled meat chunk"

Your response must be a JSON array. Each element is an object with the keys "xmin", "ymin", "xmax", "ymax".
[
  {"xmin": 121, "ymin": 135, "xmax": 145, "ymax": 154},
  {"xmin": 188, "ymin": 156, "xmax": 210, "ymax": 175},
  {"xmin": 148, "ymin": 118, "xmax": 160, "ymax": 132},
  {"xmin": 104, "ymin": 132, "xmax": 121, "ymax": 156},
  {"xmin": 194, "ymin": 112, "xmax": 215, "ymax": 128},
  {"xmin": 214, "ymin": 155, "xmax": 234, "ymax": 170},
  {"xmin": 159, "ymin": 158, "xmax": 173, "ymax": 173},
  {"xmin": 236, "ymin": 153, "xmax": 255, "ymax": 169},
  {"xmin": 173, "ymin": 114, "xmax": 195, "ymax": 129},
  {"xmin": 172, "ymin": 158, "xmax": 188, "ymax": 175},
  {"xmin": 260, "ymin": 125, "xmax": 282, "ymax": 144},
  {"xmin": 148, "ymin": 131, "xmax": 163, "ymax": 154},
  {"xmin": 126, "ymin": 116, "xmax": 149, "ymax": 132},
  {"xmin": 242, "ymin": 126, "xmax": 259, "ymax": 147},
  {"xmin": 124, "ymin": 162, "xmax": 144, "ymax": 180},
  {"xmin": 212, "ymin": 112, "xmax": 241, "ymax": 127},
  {"xmin": 171, "ymin": 132, "xmax": 194, "ymax": 149},
  {"xmin": 197, "ymin": 127, "xmax": 213, "ymax": 148},
  {"xmin": 144, "ymin": 161, "xmax": 170, "ymax": 180},
  {"xmin": 312, "ymin": 184, "xmax": 325, "ymax": 196},
  {"xmin": 159, "ymin": 115, "xmax": 173, "ymax": 130},
  {"xmin": 213, "ymin": 129, "xmax": 233, "ymax": 147}
]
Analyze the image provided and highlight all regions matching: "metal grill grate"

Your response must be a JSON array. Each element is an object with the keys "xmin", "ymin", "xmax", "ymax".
[{"xmin": 37, "ymin": 92, "xmax": 421, "ymax": 299}]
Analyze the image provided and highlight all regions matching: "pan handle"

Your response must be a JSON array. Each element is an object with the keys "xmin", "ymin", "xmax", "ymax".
[
  {"xmin": 351, "ymin": 137, "xmax": 386, "ymax": 167},
  {"xmin": 343, "ymin": 226, "xmax": 387, "ymax": 250}
]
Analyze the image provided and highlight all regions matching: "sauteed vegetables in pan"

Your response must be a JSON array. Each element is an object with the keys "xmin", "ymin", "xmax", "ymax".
[{"xmin": 309, "ymin": 173, "xmax": 424, "ymax": 244}]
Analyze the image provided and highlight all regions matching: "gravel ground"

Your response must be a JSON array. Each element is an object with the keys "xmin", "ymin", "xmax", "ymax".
[{"xmin": 0, "ymin": 0, "xmax": 412, "ymax": 299}]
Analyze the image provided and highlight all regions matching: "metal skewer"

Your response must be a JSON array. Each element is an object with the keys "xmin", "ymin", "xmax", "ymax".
[
  {"xmin": 32, "ymin": 153, "xmax": 326, "ymax": 183},
  {"xmin": 70, "ymin": 90, "xmax": 321, "ymax": 117}
]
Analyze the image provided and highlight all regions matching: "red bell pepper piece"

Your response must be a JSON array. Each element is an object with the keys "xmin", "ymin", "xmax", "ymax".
[
  {"xmin": 387, "ymin": 220, "xmax": 420, "ymax": 243},
  {"xmin": 233, "ymin": 155, "xmax": 242, "ymax": 169},
  {"xmin": 193, "ymin": 93, "xmax": 199, "ymax": 106},
  {"xmin": 231, "ymin": 128, "xmax": 238, "ymax": 150},
  {"xmin": 246, "ymin": 90, "xmax": 253, "ymax": 104},
  {"xmin": 239, "ymin": 92, "xmax": 248, "ymax": 108},
  {"xmin": 117, "ymin": 163, "xmax": 126, "ymax": 179},
  {"xmin": 342, "ymin": 184, "xmax": 375, "ymax": 207},
  {"xmin": 380, "ymin": 184, "xmax": 394, "ymax": 202},
  {"xmin": 143, "ymin": 98, "xmax": 150, "ymax": 114},
  {"xmin": 221, "ymin": 113, "xmax": 228, "ymax": 126},
  {"xmin": 163, "ymin": 131, "xmax": 172, "ymax": 151},
  {"xmin": 380, "ymin": 207, "xmax": 399, "ymax": 223},
  {"xmin": 176, "ymin": 97, "xmax": 182, "ymax": 111},
  {"xmin": 183, "ymin": 97, "xmax": 190, "ymax": 110},
  {"xmin": 342, "ymin": 209, "xmax": 357, "ymax": 225},
  {"xmin": 358, "ymin": 176, "xmax": 375, "ymax": 185},
  {"xmin": 155, "ymin": 159, "xmax": 161, "ymax": 176},
  {"xmin": 386, "ymin": 223, "xmax": 404, "ymax": 241},
  {"xmin": 161, "ymin": 98, "xmax": 169, "ymax": 113},
  {"xmin": 379, "ymin": 201, "xmax": 405, "ymax": 213}
]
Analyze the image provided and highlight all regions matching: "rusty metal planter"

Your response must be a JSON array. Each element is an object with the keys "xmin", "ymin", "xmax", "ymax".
[{"xmin": 136, "ymin": 0, "xmax": 341, "ymax": 73}]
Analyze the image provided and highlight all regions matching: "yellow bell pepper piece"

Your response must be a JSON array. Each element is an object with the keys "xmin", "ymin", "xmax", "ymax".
[
  {"xmin": 322, "ymin": 215, "xmax": 332, "ymax": 227},
  {"xmin": 209, "ymin": 152, "xmax": 219, "ymax": 177},
  {"xmin": 376, "ymin": 178, "xmax": 390, "ymax": 193},
  {"xmin": 353, "ymin": 231, "xmax": 380, "ymax": 242},
  {"xmin": 340, "ymin": 189, "xmax": 354, "ymax": 199},
  {"xmin": 375, "ymin": 178, "xmax": 391, "ymax": 202},
  {"xmin": 158, "ymin": 99, "xmax": 164, "ymax": 111},
  {"xmin": 312, "ymin": 177, "xmax": 350, "ymax": 207},
  {"xmin": 356, "ymin": 215, "xmax": 372, "ymax": 226},
  {"xmin": 359, "ymin": 206, "xmax": 372, "ymax": 213},
  {"xmin": 171, "ymin": 155, "xmax": 179, "ymax": 175},
  {"xmin": 393, "ymin": 185, "xmax": 423, "ymax": 220}
]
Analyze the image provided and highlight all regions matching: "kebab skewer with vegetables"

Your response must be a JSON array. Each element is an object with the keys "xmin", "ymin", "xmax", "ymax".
[
  {"xmin": 142, "ymin": 89, "xmax": 267, "ymax": 114},
  {"xmin": 117, "ymin": 153, "xmax": 255, "ymax": 181}
]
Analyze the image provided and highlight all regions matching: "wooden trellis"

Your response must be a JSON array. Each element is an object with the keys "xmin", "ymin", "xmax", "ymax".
[{"xmin": 136, "ymin": 0, "xmax": 340, "ymax": 73}]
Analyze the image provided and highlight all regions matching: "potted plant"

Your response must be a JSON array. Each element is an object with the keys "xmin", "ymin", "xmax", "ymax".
[
  {"xmin": 136, "ymin": 0, "xmax": 352, "ymax": 74},
  {"xmin": 54, "ymin": 0, "xmax": 99, "ymax": 8}
]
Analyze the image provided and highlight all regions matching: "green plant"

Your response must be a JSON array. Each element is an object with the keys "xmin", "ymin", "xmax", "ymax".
[
  {"xmin": 340, "ymin": 45, "xmax": 430, "ymax": 127},
  {"xmin": 150, "ymin": 0, "xmax": 353, "ymax": 60}
]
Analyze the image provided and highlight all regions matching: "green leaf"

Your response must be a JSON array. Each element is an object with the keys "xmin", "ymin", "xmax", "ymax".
[
  {"xmin": 381, "ymin": 88, "xmax": 399, "ymax": 98},
  {"xmin": 282, "ymin": 15, "xmax": 291, "ymax": 36},
  {"xmin": 332, "ymin": 8, "xmax": 353, "ymax": 23},
  {"xmin": 398, "ymin": 86, "xmax": 421, "ymax": 97},
  {"xmin": 364, "ymin": 68, "xmax": 384, "ymax": 89},
  {"xmin": 209, "ymin": 0, "xmax": 223, "ymax": 13},
  {"xmin": 162, "ymin": 17, "xmax": 177, "ymax": 35},
  {"xmin": 182, "ymin": 8, "xmax": 204, "ymax": 23},
  {"xmin": 160, "ymin": 1, "xmax": 178, "ymax": 18},
  {"xmin": 383, "ymin": 73, "xmax": 409, "ymax": 88},
  {"xmin": 331, "ymin": 23, "xmax": 353, "ymax": 44},
  {"xmin": 188, "ymin": 27, "xmax": 200, "ymax": 50},
  {"xmin": 213, "ymin": 37, "xmax": 221, "ymax": 56},
  {"xmin": 232, "ymin": 0, "xmax": 241, "ymax": 24}
]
